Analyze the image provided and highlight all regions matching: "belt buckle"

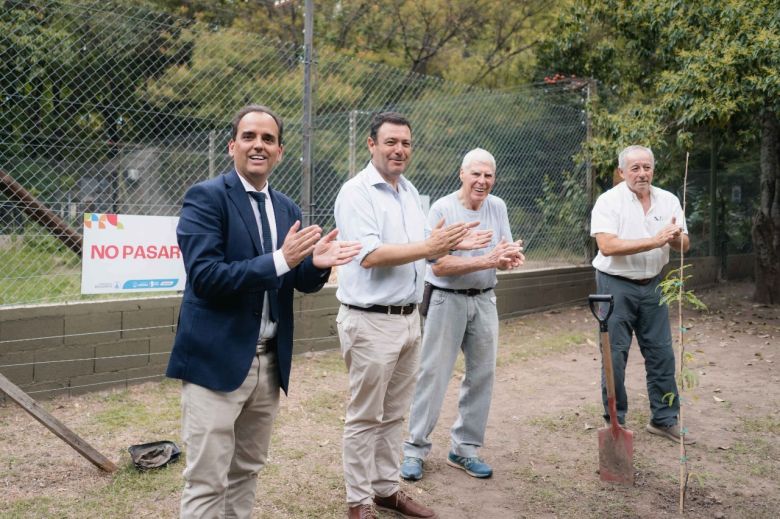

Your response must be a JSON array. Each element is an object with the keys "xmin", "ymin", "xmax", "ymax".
[{"xmin": 387, "ymin": 305, "xmax": 393, "ymax": 315}]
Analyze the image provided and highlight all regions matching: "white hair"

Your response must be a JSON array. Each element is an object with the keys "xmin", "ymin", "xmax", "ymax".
[
  {"xmin": 618, "ymin": 145, "xmax": 654, "ymax": 169},
  {"xmin": 461, "ymin": 148, "xmax": 496, "ymax": 172}
]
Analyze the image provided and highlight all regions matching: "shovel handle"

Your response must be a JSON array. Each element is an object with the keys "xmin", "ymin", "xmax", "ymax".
[
  {"xmin": 601, "ymin": 328, "xmax": 620, "ymax": 432},
  {"xmin": 589, "ymin": 294, "xmax": 620, "ymax": 432},
  {"xmin": 588, "ymin": 294, "xmax": 614, "ymax": 333}
]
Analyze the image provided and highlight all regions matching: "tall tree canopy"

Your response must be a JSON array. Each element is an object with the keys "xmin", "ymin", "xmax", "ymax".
[
  {"xmin": 145, "ymin": 0, "xmax": 555, "ymax": 88},
  {"xmin": 537, "ymin": 0, "xmax": 780, "ymax": 303}
]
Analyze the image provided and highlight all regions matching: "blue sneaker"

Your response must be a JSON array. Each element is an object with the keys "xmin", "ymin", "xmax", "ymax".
[
  {"xmin": 446, "ymin": 452, "xmax": 493, "ymax": 478},
  {"xmin": 400, "ymin": 456, "xmax": 424, "ymax": 481}
]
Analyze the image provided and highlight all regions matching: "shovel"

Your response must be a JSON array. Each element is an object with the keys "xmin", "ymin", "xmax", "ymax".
[{"xmin": 588, "ymin": 294, "xmax": 634, "ymax": 485}]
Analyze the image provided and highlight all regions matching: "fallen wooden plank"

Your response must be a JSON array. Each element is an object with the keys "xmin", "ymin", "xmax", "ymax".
[{"xmin": 0, "ymin": 373, "xmax": 118, "ymax": 473}]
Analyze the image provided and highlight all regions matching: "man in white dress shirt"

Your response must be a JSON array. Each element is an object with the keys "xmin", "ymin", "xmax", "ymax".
[{"xmin": 590, "ymin": 144, "xmax": 695, "ymax": 444}]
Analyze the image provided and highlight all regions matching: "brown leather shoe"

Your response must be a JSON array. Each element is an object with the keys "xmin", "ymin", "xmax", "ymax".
[
  {"xmin": 374, "ymin": 490, "xmax": 437, "ymax": 518},
  {"xmin": 347, "ymin": 504, "xmax": 377, "ymax": 519}
]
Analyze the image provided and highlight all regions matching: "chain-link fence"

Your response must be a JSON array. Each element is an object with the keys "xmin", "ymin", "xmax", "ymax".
[{"xmin": 0, "ymin": 0, "xmax": 589, "ymax": 307}]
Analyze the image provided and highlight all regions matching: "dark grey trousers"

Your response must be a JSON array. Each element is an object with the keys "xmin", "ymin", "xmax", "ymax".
[{"xmin": 595, "ymin": 270, "xmax": 679, "ymax": 427}]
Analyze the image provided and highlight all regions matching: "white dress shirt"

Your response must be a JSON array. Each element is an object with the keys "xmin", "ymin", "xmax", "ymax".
[
  {"xmin": 237, "ymin": 173, "xmax": 290, "ymax": 340},
  {"xmin": 590, "ymin": 181, "xmax": 687, "ymax": 279},
  {"xmin": 334, "ymin": 161, "xmax": 428, "ymax": 306}
]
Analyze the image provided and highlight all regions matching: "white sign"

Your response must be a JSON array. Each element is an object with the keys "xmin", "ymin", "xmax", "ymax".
[{"xmin": 81, "ymin": 214, "xmax": 186, "ymax": 294}]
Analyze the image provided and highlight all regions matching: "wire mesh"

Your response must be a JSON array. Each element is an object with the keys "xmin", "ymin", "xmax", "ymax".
[{"xmin": 0, "ymin": 0, "xmax": 588, "ymax": 307}]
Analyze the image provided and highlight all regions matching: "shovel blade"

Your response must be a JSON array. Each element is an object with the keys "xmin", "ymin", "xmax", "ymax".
[{"xmin": 598, "ymin": 425, "xmax": 634, "ymax": 485}]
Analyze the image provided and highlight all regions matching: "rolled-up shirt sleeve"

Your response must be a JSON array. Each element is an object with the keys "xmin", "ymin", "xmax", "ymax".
[
  {"xmin": 590, "ymin": 194, "xmax": 618, "ymax": 236},
  {"xmin": 335, "ymin": 181, "xmax": 382, "ymax": 265}
]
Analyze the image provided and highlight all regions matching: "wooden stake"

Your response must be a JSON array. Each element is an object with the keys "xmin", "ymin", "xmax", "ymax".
[
  {"xmin": 0, "ymin": 373, "xmax": 118, "ymax": 473},
  {"xmin": 678, "ymin": 152, "xmax": 690, "ymax": 515}
]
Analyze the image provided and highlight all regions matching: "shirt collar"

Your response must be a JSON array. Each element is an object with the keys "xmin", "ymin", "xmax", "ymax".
[
  {"xmin": 236, "ymin": 169, "xmax": 271, "ymax": 197},
  {"xmin": 365, "ymin": 161, "xmax": 409, "ymax": 192},
  {"xmin": 617, "ymin": 180, "xmax": 656, "ymax": 202}
]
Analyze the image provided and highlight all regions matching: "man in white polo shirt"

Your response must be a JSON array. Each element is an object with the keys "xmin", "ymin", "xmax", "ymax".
[{"xmin": 590, "ymin": 144, "xmax": 695, "ymax": 444}]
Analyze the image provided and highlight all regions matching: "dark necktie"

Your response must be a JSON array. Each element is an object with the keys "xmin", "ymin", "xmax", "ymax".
[
  {"xmin": 249, "ymin": 191, "xmax": 273, "ymax": 254},
  {"xmin": 248, "ymin": 190, "xmax": 278, "ymax": 322}
]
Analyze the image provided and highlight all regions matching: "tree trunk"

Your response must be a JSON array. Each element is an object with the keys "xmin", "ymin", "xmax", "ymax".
[{"xmin": 752, "ymin": 109, "xmax": 780, "ymax": 304}]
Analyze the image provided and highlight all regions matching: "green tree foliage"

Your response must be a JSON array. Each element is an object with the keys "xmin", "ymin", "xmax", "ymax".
[
  {"xmin": 536, "ymin": 169, "xmax": 589, "ymax": 260},
  {"xmin": 1, "ymin": 0, "xmax": 190, "ymax": 162},
  {"xmin": 143, "ymin": 0, "xmax": 558, "ymax": 88},
  {"xmin": 537, "ymin": 0, "xmax": 780, "ymax": 303}
]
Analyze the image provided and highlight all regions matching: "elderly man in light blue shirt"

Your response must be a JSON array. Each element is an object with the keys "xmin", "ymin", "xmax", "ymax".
[{"xmin": 334, "ymin": 112, "xmax": 486, "ymax": 519}]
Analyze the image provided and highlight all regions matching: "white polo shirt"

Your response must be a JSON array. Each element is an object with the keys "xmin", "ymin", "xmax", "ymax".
[{"xmin": 590, "ymin": 181, "xmax": 687, "ymax": 279}]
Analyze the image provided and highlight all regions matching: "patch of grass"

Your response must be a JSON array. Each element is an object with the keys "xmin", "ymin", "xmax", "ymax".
[
  {"xmin": 273, "ymin": 445, "xmax": 308, "ymax": 461},
  {"xmin": 724, "ymin": 439, "xmax": 780, "ymax": 478},
  {"xmin": 740, "ymin": 415, "xmax": 780, "ymax": 434},
  {"xmin": 1, "ymin": 496, "xmax": 58, "ymax": 518},
  {"xmin": 0, "ymin": 234, "xmax": 179, "ymax": 306},
  {"xmin": 499, "ymin": 331, "xmax": 587, "ymax": 366},
  {"xmin": 91, "ymin": 388, "xmax": 180, "ymax": 433},
  {"xmin": 94, "ymin": 400, "xmax": 150, "ymax": 428},
  {"xmin": 299, "ymin": 391, "xmax": 345, "ymax": 427},
  {"xmin": 259, "ymin": 462, "xmax": 345, "ymax": 518},
  {"xmin": 529, "ymin": 412, "xmax": 583, "ymax": 433},
  {"xmin": 628, "ymin": 409, "xmax": 650, "ymax": 430},
  {"xmin": 516, "ymin": 467, "xmax": 638, "ymax": 518},
  {"xmin": 0, "ymin": 462, "xmax": 183, "ymax": 519},
  {"xmin": 686, "ymin": 470, "xmax": 711, "ymax": 489},
  {"xmin": 0, "ymin": 233, "xmax": 81, "ymax": 305},
  {"xmin": 306, "ymin": 350, "xmax": 348, "ymax": 375}
]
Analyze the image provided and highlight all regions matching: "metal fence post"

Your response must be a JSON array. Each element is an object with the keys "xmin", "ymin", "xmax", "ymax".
[
  {"xmin": 349, "ymin": 110, "xmax": 357, "ymax": 177},
  {"xmin": 300, "ymin": 0, "xmax": 314, "ymax": 226},
  {"xmin": 208, "ymin": 130, "xmax": 216, "ymax": 178},
  {"xmin": 709, "ymin": 129, "xmax": 718, "ymax": 258},
  {"xmin": 585, "ymin": 78, "xmax": 597, "ymax": 263}
]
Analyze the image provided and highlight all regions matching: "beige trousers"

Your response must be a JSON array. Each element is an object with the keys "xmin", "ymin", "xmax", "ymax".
[
  {"xmin": 337, "ymin": 305, "xmax": 421, "ymax": 505},
  {"xmin": 180, "ymin": 352, "xmax": 280, "ymax": 519}
]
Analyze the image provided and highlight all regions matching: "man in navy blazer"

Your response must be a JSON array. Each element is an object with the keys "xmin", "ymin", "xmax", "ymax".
[{"xmin": 167, "ymin": 105, "xmax": 360, "ymax": 518}]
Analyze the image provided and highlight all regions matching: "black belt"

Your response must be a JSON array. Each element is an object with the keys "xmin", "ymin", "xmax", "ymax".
[
  {"xmin": 346, "ymin": 303, "xmax": 417, "ymax": 315},
  {"xmin": 432, "ymin": 285, "xmax": 494, "ymax": 296},
  {"xmin": 601, "ymin": 272, "xmax": 654, "ymax": 286}
]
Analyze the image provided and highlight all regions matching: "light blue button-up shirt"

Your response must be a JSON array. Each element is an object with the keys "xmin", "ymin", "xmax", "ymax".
[{"xmin": 334, "ymin": 161, "xmax": 427, "ymax": 306}]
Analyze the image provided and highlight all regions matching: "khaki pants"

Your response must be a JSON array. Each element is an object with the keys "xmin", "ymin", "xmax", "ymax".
[
  {"xmin": 337, "ymin": 305, "xmax": 421, "ymax": 505},
  {"xmin": 180, "ymin": 352, "xmax": 280, "ymax": 519}
]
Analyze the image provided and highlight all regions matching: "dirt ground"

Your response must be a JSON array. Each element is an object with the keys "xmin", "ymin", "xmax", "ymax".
[{"xmin": 1, "ymin": 280, "xmax": 778, "ymax": 518}]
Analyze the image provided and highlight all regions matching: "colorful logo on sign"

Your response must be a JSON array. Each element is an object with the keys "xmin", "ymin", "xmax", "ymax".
[{"xmin": 84, "ymin": 213, "xmax": 124, "ymax": 230}]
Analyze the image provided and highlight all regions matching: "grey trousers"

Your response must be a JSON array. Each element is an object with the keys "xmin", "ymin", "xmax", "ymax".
[
  {"xmin": 179, "ymin": 352, "xmax": 280, "ymax": 519},
  {"xmin": 403, "ymin": 288, "xmax": 498, "ymax": 459},
  {"xmin": 596, "ymin": 270, "xmax": 679, "ymax": 427}
]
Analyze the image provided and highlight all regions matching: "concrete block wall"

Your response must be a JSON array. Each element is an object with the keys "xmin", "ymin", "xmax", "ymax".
[
  {"xmin": 0, "ymin": 255, "xmax": 753, "ymax": 399},
  {"xmin": 0, "ymin": 297, "xmax": 179, "ymax": 398}
]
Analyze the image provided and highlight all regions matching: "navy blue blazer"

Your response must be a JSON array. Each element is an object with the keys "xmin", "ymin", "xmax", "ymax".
[{"xmin": 166, "ymin": 169, "xmax": 329, "ymax": 393}]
